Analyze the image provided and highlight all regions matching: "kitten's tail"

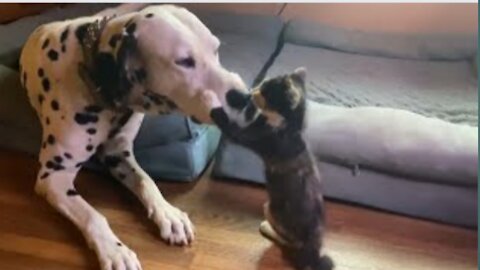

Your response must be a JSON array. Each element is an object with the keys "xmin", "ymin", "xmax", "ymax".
[{"xmin": 290, "ymin": 244, "xmax": 334, "ymax": 270}]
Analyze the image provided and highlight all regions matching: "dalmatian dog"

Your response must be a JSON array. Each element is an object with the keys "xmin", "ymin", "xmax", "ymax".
[{"xmin": 19, "ymin": 4, "xmax": 246, "ymax": 270}]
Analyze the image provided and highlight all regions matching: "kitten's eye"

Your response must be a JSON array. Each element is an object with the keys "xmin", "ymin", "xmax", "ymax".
[{"xmin": 175, "ymin": 57, "xmax": 196, "ymax": 68}]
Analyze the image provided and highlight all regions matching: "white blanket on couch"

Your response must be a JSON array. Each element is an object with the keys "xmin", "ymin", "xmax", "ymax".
[{"xmin": 305, "ymin": 101, "xmax": 478, "ymax": 186}]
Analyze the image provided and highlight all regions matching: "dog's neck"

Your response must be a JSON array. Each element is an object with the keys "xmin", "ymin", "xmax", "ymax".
[{"xmin": 78, "ymin": 16, "xmax": 177, "ymax": 115}]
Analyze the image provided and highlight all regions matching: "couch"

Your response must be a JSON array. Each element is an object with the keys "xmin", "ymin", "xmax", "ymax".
[{"xmin": 0, "ymin": 4, "xmax": 477, "ymax": 227}]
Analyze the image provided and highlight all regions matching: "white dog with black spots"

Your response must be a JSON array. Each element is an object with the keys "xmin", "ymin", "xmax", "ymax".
[{"xmin": 19, "ymin": 4, "xmax": 246, "ymax": 270}]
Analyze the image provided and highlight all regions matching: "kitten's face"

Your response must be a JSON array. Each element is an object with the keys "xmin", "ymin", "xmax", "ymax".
[
  {"xmin": 219, "ymin": 68, "xmax": 307, "ymax": 157},
  {"xmin": 253, "ymin": 67, "xmax": 306, "ymax": 128}
]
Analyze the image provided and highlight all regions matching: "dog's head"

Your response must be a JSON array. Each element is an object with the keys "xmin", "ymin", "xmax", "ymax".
[{"xmin": 94, "ymin": 5, "xmax": 246, "ymax": 122}]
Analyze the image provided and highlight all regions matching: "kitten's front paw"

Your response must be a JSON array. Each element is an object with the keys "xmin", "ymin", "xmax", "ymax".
[{"xmin": 201, "ymin": 90, "xmax": 222, "ymax": 110}]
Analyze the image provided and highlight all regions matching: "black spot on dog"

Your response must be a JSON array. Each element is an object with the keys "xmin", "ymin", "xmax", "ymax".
[
  {"xmin": 60, "ymin": 27, "xmax": 70, "ymax": 43},
  {"xmin": 64, "ymin": 152, "xmax": 73, "ymax": 159},
  {"xmin": 66, "ymin": 189, "xmax": 79, "ymax": 196},
  {"xmin": 54, "ymin": 156, "xmax": 63, "ymax": 163},
  {"xmin": 47, "ymin": 134, "xmax": 55, "ymax": 145},
  {"xmin": 126, "ymin": 23, "xmax": 137, "ymax": 35},
  {"xmin": 107, "ymin": 110, "xmax": 133, "ymax": 139},
  {"xmin": 40, "ymin": 172, "xmax": 50, "ymax": 179},
  {"xmin": 51, "ymin": 100, "xmax": 60, "ymax": 111},
  {"xmin": 84, "ymin": 105, "xmax": 103, "ymax": 113},
  {"xmin": 61, "ymin": 44, "xmax": 66, "ymax": 53},
  {"xmin": 46, "ymin": 117, "xmax": 50, "ymax": 125},
  {"xmin": 42, "ymin": 39, "xmax": 50, "ymax": 49},
  {"xmin": 116, "ymin": 242, "xmax": 122, "ymax": 246},
  {"xmin": 104, "ymin": 155, "xmax": 121, "ymax": 168},
  {"xmin": 123, "ymin": 151, "xmax": 130, "ymax": 157},
  {"xmin": 38, "ymin": 68, "xmax": 44, "ymax": 77},
  {"xmin": 55, "ymin": 164, "xmax": 65, "ymax": 171},
  {"xmin": 109, "ymin": 34, "xmax": 122, "ymax": 48},
  {"xmin": 145, "ymin": 13, "xmax": 154, "ymax": 18},
  {"xmin": 42, "ymin": 142, "xmax": 47, "ymax": 149},
  {"xmin": 42, "ymin": 78, "xmax": 50, "ymax": 92},
  {"xmin": 144, "ymin": 91, "xmax": 170, "ymax": 106},
  {"xmin": 86, "ymin": 145, "xmax": 94, "ymax": 152},
  {"xmin": 86, "ymin": 128, "xmax": 97, "ymax": 135},
  {"xmin": 75, "ymin": 23, "xmax": 90, "ymax": 44},
  {"xmin": 118, "ymin": 110, "xmax": 133, "ymax": 127},
  {"xmin": 74, "ymin": 113, "xmax": 98, "ymax": 125},
  {"xmin": 75, "ymin": 162, "xmax": 84, "ymax": 168},
  {"xmin": 166, "ymin": 100, "xmax": 177, "ymax": 109},
  {"xmin": 46, "ymin": 160, "xmax": 65, "ymax": 171},
  {"xmin": 47, "ymin": 49, "xmax": 59, "ymax": 61},
  {"xmin": 38, "ymin": 94, "xmax": 44, "ymax": 104}
]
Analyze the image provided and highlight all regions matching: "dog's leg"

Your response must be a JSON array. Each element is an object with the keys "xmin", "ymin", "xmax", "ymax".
[
  {"xmin": 35, "ymin": 166, "xmax": 142, "ymax": 270},
  {"xmin": 98, "ymin": 112, "xmax": 194, "ymax": 245}
]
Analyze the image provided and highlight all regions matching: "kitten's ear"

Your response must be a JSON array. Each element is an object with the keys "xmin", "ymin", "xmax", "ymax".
[{"xmin": 291, "ymin": 67, "xmax": 307, "ymax": 87}]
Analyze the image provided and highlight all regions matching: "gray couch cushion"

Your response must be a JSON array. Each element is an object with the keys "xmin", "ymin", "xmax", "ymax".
[
  {"xmin": 318, "ymin": 161, "xmax": 477, "ymax": 227},
  {"xmin": 268, "ymin": 44, "xmax": 478, "ymax": 126},
  {"xmin": 284, "ymin": 20, "xmax": 477, "ymax": 61}
]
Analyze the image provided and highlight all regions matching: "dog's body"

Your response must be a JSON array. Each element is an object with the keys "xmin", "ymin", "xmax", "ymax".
[{"xmin": 19, "ymin": 5, "xmax": 245, "ymax": 269}]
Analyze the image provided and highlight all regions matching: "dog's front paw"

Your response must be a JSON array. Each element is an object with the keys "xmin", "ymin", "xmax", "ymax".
[
  {"xmin": 97, "ymin": 241, "xmax": 141, "ymax": 270},
  {"xmin": 150, "ymin": 203, "xmax": 194, "ymax": 246}
]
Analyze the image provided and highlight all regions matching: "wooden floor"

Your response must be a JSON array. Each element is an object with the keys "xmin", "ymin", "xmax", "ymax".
[{"xmin": 0, "ymin": 150, "xmax": 476, "ymax": 270}]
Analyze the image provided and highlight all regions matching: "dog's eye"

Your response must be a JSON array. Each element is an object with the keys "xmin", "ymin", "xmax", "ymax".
[{"xmin": 175, "ymin": 57, "xmax": 196, "ymax": 68}]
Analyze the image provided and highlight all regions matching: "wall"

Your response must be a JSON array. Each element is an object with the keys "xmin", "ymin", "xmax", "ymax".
[
  {"xmin": 0, "ymin": 4, "xmax": 61, "ymax": 24},
  {"xmin": 181, "ymin": 3, "xmax": 283, "ymax": 16},
  {"xmin": 1, "ymin": 3, "xmax": 477, "ymax": 35},
  {"xmin": 281, "ymin": 3, "xmax": 478, "ymax": 35},
  {"xmin": 184, "ymin": 3, "xmax": 477, "ymax": 35}
]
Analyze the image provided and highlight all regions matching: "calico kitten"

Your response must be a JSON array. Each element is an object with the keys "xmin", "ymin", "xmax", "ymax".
[{"xmin": 202, "ymin": 68, "xmax": 334, "ymax": 270}]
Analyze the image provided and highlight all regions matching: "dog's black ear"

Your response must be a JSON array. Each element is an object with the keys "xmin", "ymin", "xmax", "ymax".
[{"xmin": 94, "ymin": 31, "xmax": 138, "ymax": 107}]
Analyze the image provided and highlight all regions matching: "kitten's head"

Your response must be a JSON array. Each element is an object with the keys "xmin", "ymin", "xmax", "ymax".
[
  {"xmin": 252, "ymin": 67, "xmax": 307, "ymax": 132},
  {"xmin": 222, "ymin": 68, "xmax": 307, "ymax": 158}
]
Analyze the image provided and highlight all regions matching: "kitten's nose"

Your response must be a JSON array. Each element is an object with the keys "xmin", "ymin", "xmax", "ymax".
[{"xmin": 226, "ymin": 89, "xmax": 250, "ymax": 110}]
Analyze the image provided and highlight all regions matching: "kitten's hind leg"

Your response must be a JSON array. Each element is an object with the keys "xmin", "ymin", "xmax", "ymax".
[
  {"xmin": 259, "ymin": 202, "xmax": 295, "ymax": 248},
  {"xmin": 259, "ymin": 220, "xmax": 292, "ymax": 247}
]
